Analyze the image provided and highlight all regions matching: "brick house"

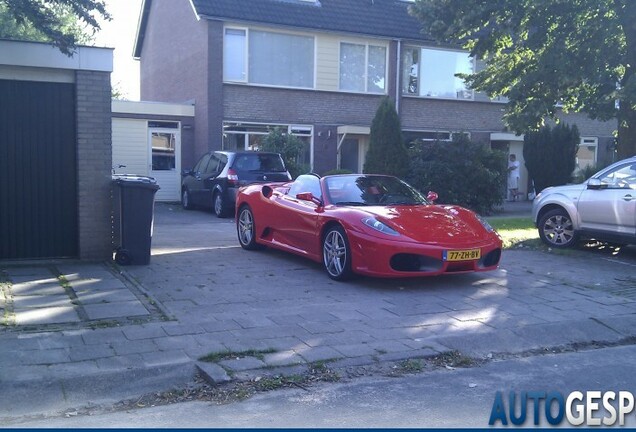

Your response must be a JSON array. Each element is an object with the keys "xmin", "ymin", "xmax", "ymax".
[{"xmin": 133, "ymin": 0, "xmax": 616, "ymax": 198}]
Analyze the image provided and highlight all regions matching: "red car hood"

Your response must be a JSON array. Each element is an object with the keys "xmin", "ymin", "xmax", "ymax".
[{"xmin": 360, "ymin": 205, "xmax": 490, "ymax": 245}]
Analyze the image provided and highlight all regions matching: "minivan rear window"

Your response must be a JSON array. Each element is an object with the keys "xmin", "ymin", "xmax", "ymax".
[{"xmin": 232, "ymin": 154, "xmax": 286, "ymax": 173}]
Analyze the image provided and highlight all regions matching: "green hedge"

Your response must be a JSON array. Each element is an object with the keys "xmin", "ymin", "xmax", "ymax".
[{"xmin": 405, "ymin": 135, "xmax": 507, "ymax": 215}]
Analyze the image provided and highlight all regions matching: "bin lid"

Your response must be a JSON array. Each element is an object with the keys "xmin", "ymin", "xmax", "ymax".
[{"xmin": 112, "ymin": 175, "xmax": 160, "ymax": 190}]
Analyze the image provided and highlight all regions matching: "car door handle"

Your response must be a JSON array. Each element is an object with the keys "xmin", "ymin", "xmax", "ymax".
[{"xmin": 623, "ymin": 194, "xmax": 634, "ymax": 201}]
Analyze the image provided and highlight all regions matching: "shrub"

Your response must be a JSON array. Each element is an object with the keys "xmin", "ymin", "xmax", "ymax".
[
  {"xmin": 363, "ymin": 97, "xmax": 409, "ymax": 177},
  {"xmin": 261, "ymin": 127, "xmax": 309, "ymax": 179},
  {"xmin": 406, "ymin": 135, "xmax": 507, "ymax": 215},
  {"xmin": 523, "ymin": 123, "xmax": 579, "ymax": 192}
]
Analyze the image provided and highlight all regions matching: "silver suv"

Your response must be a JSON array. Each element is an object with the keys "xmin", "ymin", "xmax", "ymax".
[{"xmin": 532, "ymin": 156, "xmax": 636, "ymax": 248}]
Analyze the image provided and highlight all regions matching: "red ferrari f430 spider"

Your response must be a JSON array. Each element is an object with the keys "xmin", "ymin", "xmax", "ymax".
[{"xmin": 236, "ymin": 174, "xmax": 502, "ymax": 281}]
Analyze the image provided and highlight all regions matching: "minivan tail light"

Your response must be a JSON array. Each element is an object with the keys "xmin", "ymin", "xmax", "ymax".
[{"xmin": 227, "ymin": 168, "xmax": 239, "ymax": 186}]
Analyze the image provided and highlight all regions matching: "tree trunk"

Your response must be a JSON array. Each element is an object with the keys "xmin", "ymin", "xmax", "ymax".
[{"xmin": 616, "ymin": 0, "xmax": 636, "ymax": 159}]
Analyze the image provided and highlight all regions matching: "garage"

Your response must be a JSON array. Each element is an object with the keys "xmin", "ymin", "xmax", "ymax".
[
  {"xmin": 0, "ymin": 40, "xmax": 113, "ymax": 261},
  {"xmin": 0, "ymin": 79, "xmax": 77, "ymax": 259}
]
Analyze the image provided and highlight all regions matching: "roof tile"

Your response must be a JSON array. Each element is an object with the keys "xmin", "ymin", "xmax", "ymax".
[{"xmin": 190, "ymin": 0, "xmax": 432, "ymax": 41}]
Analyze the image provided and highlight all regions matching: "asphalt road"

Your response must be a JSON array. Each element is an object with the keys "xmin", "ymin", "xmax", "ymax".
[{"xmin": 9, "ymin": 344, "xmax": 636, "ymax": 428}]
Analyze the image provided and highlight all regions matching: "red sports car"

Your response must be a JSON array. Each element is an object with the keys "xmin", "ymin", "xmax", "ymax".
[{"xmin": 236, "ymin": 174, "xmax": 502, "ymax": 281}]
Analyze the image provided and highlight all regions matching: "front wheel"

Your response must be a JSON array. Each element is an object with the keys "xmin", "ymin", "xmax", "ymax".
[
  {"xmin": 322, "ymin": 226, "xmax": 354, "ymax": 281},
  {"xmin": 237, "ymin": 206, "xmax": 262, "ymax": 250},
  {"xmin": 538, "ymin": 208, "xmax": 577, "ymax": 248}
]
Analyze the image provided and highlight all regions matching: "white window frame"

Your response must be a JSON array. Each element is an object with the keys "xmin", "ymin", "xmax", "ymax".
[
  {"xmin": 338, "ymin": 41, "xmax": 388, "ymax": 94},
  {"xmin": 223, "ymin": 26, "xmax": 316, "ymax": 90},
  {"xmin": 403, "ymin": 130, "xmax": 470, "ymax": 141},
  {"xmin": 402, "ymin": 46, "xmax": 474, "ymax": 100},
  {"xmin": 148, "ymin": 121, "xmax": 181, "ymax": 173},
  {"xmin": 222, "ymin": 121, "xmax": 314, "ymax": 169},
  {"xmin": 223, "ymin": 27, "xmax": 249, "ymax": 83},
  {"xmin": 576, "ymin": 137, "xmax": 598, "ymax": 171}
]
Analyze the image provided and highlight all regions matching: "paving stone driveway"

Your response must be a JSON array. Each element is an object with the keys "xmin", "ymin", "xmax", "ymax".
[
  {"xmin": 127, "ymin": 204, "xmax": 636, "ymax": 367},
  {"xmin": 1, "ymin": 202, "xmax": 635, "ymax": 417}
]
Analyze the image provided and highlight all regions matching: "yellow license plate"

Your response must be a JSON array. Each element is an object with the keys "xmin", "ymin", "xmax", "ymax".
[{"xmin": 443, "ymin": 249, "xmax": 481, "ymax": 261}]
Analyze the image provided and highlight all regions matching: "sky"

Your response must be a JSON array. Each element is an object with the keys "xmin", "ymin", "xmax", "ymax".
[{"xmin": 94, "ymin": 0, "xmax": 144, "ymax": 100}]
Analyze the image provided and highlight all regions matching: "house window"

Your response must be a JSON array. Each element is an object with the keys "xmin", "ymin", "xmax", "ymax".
[
  {"xmin": 402, "ymin": 47, "xmax": 473, "ymax": 99},
  {"xmin": 576, "ymin": 137, "xmax": 598, "ymax": 171},
  {"xmin": 224, "ymin": 28, "xmax": 247, "ymax": 82},
  {"xmin": 223, "ymin": 122, "xmax": 313, "ymax": 169},
  {"xmin": 224, "ymin": 27, "xmax": 315, "ymax": 88},
  {"xmin": 339, "ymin": 42, "xmax": 387, "ymax": 94},
  {"xmin": 403, "ymin": 130, "xmax": 469, "ymax": 147}
]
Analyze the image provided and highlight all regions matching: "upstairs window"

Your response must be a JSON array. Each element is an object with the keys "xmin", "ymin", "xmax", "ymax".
[
  {"xmin": 402, "ymin": 47, "xmax": 473, "ymax": 99},
  {"xmin": 339, "ymin": 42, "xmax": 387, "ymax": 94},
  {"xmin": 224, "ymin": 27, "xmax": 315, "ymax": 89},
  {"xmin": 224, "ymin": 29, "xmax": 247, "ymax": 82}
]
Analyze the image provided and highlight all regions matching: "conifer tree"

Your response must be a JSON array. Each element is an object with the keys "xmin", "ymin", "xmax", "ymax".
[{"xmin": 363, "ymin": 97, "xmax": 409, "ymax": 177}]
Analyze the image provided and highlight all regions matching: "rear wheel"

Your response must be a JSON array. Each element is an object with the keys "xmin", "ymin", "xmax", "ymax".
[
  {"xmin": 213, "ymin": 191, "xmax": 229, "ymax": 218},
  {"xmin": 237, "ymin": 206, "xmax": 262, "ymax": 250},
  {"xmin": 538, "ymin": 208, "xmax": 577, "ymax": 248},
  {"xmin": 182, "ymin": 189, "xmax": 192, "ymax": 210},
  {"xmin": 322, "ymin": 226, "xmax": 354, "ymax": 281}
]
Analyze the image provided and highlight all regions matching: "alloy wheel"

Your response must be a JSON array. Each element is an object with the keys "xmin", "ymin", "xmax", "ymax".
[
  {"xmin": 323, "ymin": 228, "xmax": 348, "ymax": 279},
  {"xmin": 540, "ymin": 211, "xmax": 575, "ymax": 247},
  {"xmin": 237, "ymin": 206, "xmax": 262, "ymax": 250}
]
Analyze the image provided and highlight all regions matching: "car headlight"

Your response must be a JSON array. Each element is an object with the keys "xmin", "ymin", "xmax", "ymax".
[
  {"xmin": 362, "ymin": 217, "xmax": 400, "ymax": 236},
  {"xmin": 476, "ymin": 215, "xmax": 495, "ymax": 233}
]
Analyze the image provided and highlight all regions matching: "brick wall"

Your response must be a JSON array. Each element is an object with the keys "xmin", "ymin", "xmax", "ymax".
[
  {"xmin": 139, "ymin": 0, "xmax": 209, "ymax": 167},
  {"xmin": 76, "ymin": 70, "xmax": 112, "ymax": 260},
  {"xmin": 224, "ymin": 85, "xmax": 385, "ymax": 126}
]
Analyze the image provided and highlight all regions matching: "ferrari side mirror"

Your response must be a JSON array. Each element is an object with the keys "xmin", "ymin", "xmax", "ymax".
[{"xmin": 427, "ymin": 191, "xmax": 438, "ymax": 202}]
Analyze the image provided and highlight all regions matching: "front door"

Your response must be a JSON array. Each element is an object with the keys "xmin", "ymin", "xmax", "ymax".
[
  {"xmin": 149, "ymin": 121, "xmax": 181, "ymax": 201},
  {"xmin": 341, "ymin": 138, "xmax": 359, "ymax": 173}
]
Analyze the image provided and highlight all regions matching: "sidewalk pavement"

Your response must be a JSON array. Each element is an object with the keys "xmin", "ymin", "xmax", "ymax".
[
  {"xmin": 491, "ymin": 199, "xmax": 533, "ymax": 218},
  {"xmin": 2, "ymin": 201, "xmax": 635, "ymax": 419}
]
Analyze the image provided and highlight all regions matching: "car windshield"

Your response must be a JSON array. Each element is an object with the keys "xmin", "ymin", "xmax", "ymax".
[
  {"xmin": 325, "ymin": 175, "xmax": 429, "ymax": 206},
  {"xmin": 233, "ymin": 154, "xmax": 287, "ymax": 173}
]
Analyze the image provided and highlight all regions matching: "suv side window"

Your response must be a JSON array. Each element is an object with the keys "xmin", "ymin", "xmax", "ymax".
[
  {"xmin": 206, "ymin": 155, "xmax": 220, "ymax": 174},
  {"xmin": 598, "ymin": 163, "xmax": 636, "ymax": 189},
  {"xmin": 194, "ymin": 153, "xmax": 212, "ymax": 174},
  {"xmin": 218, "ymin": 154, "xmax": 228, "ymax": 173}
]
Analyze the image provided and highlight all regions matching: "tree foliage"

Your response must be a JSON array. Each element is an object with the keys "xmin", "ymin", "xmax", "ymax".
[
  {"xmin": 261, "ymin": 127, "xmax": 309, "ymax": 180},
  {"xmin": 0, "ymin": 0, "xmax": 110, "ymax": 55},
  {"xmin": 406, "ymin": 134, "xmax": 507, "ymax": 215},
  {"xmin": 523, "ymin": 123, "xmax": 580, "ymax": 193},
  {"xmin": 410, "ymin": 0, "xmax": 636, "ymax": 159},
  {"xmin": 363, "ymin": 97, "xmax": 409, "ymax": 177}
]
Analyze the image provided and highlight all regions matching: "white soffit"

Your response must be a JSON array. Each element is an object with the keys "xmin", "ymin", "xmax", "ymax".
[
  {"xmin": 112, "ymin": 100, "xmax": 195, "ymax": 117},
  {"xmin": 337, "ymin": 125, "xmax": 371, "ymax": 135},
  {"xmin": 490, "ymin": 132, "xmax": 524, "ymax": 141},
  {"xmin": 0, "ymin": 40, "xmax": 113, "ymax": 72}
]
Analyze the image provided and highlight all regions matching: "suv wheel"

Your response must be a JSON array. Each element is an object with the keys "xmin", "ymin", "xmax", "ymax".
[
  {"xmin": 213, "ymin": 191, "xmax": 229, "ymax": 218},
  {"xmin": 538, "ymin": 208, "xmax": 577, "ymax": 248}
]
